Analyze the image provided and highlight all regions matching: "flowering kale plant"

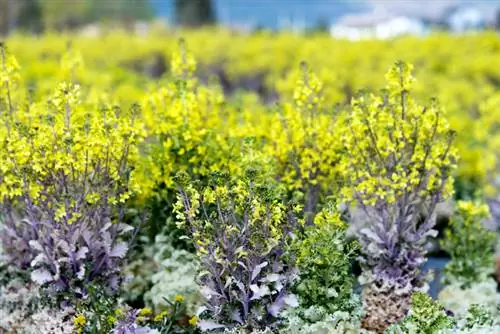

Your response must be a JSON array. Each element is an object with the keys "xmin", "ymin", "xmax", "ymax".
[
  {"xmin": 342, "ymin": 61, "xmax": 458, "ymax": 332},
  {"xmin": 0, "ymin": 46, "xmax": 145, "ymax": 302},
  {"xmin": 174, "ymin": 164, "xmax": 301, "ymax": 331}
]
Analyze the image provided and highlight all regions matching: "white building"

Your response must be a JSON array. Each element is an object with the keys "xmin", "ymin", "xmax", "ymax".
[{"xmin": 330, "ymin": 12, "xmax": 427, "ymax": 40}]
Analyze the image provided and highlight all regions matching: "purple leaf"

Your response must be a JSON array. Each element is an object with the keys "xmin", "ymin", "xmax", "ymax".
[
  {"xmin": 250, "ymin": 284, "xmax": 270, "ymax": 300},
  {"xmin": 56, "ymin": 240, "xmax": 72, "ymax": 255},
  {"xmin": 231, "ymin": 309, "xmax": 243, "ymax": 324},
  {"xmin": 30, "ymin": 253, "xmax": 48, "ymax": 267},
  {"xmin": 31, "ymin": 268, "xmax": 53, "ymax": 285},
  {"xmin": 268, "ymin": 297, "xmax": 285, "ymax": 317},
  {"xmin": 251, "ymin": 261, "xmax": 268, "ymax": 281},
  {"xmin": 76, "ymin": 246, "xmax": 89, "ymax": 260},
  {"xmin": 109, "ymin": 242, "xmax": 128, "ymax": 258},
  {"xmin": 28, "ymin": 240, "xmax": 44, "ymax": 252},
  {"xmin": 197, "ymin": 320, "xmax": 226, "ymax": 331}
]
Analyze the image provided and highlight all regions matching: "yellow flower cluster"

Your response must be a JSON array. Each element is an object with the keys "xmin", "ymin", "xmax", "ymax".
[
  {"xmin": 174, "ymin": 177, "xmax": 292, "ymax": 259},
  {"xmin": 0, "ymin": 29, "xmax": 498, "ymax": 254},
  {"xmin": 73, "ymin": 314, "xmax": 86, "ymax": 334},
  {"xmin": 342, "ymin": 61, "xmax": 458, "ymax": 206},
  {"xmin": 456, "ymin": 200, "xmax": 490, "ymax": 221},
  {"xmin": 136, "ymin": 41, "xmax": 237, "ymax": 200},
  {"xmin": 265, "ymin": 64, "xmax": 344, "ymax": 220},
  {"xmin": 0, "ymin": 46, "xmax": 145, "ymax": 225},
  {"xmin": 0, "ymin": 30, "xmax": 498, "ymax": 200}
]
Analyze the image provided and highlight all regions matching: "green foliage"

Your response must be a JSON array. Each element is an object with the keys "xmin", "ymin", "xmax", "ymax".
[
  {"xmin": 72, "ymin": 283, "xmax": 119, "ymax": 334},
  {"xmin": 0, "ymin": 0, "xmax": 154, "ymax": 34},
  {"xmin": 122, "ymin": 227, "xmax": 200, "ymax": 313},
  {"xmin": 281, "ymin": 298, "xmax": 365, "ymax": 334},
  {"xmin": 463, "ymin": 304, "xmax": 496, "ymax": 329},
  {"xmin": 386, "ymin": 292, "xmax": 455, "ymax": 334},
  {"xmin": 291, "ymin": 205, "xmax": 359, "ymax": 314},
  {"xmin": 440, "ymin": 200, "xmax": 496, "ymax": 288}
]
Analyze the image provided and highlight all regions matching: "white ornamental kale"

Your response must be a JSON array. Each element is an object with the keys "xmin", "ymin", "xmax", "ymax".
[{"xmin": 438, "ymin": 279, "xmax": 500, "ymax": 316}]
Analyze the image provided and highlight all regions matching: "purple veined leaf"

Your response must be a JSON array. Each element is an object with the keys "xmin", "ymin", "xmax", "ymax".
[
  {"xmin": 261, "ymin": 273, "xmax": 279, "ymax": 283},
  {"xmin": 273, "ymin": 279, "xmax": 284, "ymax": 293},
  {"xmin": 56, "ymin": 240, "xmax": 72, "ymax": 255},
  {"xmin": 109, "ymin": 242, "xmax": 128, "ymax": 258},
  {"xmin": 237, "ymin": 261, "xmax": 247, "ymax": 270},
  {"xmin": 76, "ymin": 265, "xmax": 86, "ymax": 280},
  {"xmin": 251, "ymin": 261, "xmax": 268, "ymax": 281},
  {"xmin": 201, "ymin": 286, "xmax": 221, "ymax": 299},
  {"xmin": 75, "ymin": 246, "xmax": 89, "ymax": 260},
  {"xmin": 57, "ymin": 257, "xmax": 72, "ymax": 264},
  {"xmin": 231, "ymin": 309, "xmax": 243, "ymax": 324},
  {"xmin": 28, "ymin": 240, "xmax": 44, "ymax": 252},
  {"xmin": 366, "ymin": 242, "xmax": 384, "ymax": 257},
  {"xmin": 132, "ymin": 327, "xmax": 154, "ymax": 334},
  {"xmin": 30, "ymin": 253, "xmax": 48, "ymax": 267},
  {"xmin": 117, "ymin": 223, "xmax": 134, "ymax": 234},
  {"xmin": 100, "ymin": 222, "xmax": 112, "ymax": 233},
  {"xmin": 70, "ymin": 227, "xmax": 81, "ymax": 245},
  {"xmin": 235, "ymin": 280, "xmax": 246, "ymax": 293},
  {"xmin": 31, "ymin": 268, "xmax": 53, "ymax": 285},
  {"xmin": 419, "ymin": 228, "xmax": 438, "ymax": 239},
  {"xmin": 359, "ymin": 228, "xmax": 384, "ymax": 244},
  {"xmin": 268, "ymin": 296, "xmax": 285, "ymax": 317},
  {"xmin": 82, "ymin": 231, "xmax": 93, "ymax": 247},
  {"xmin": 197, "ymin": 320, "xmax": 226, "ymax": 331},
  {"xmin": 3, "ymin": 225, "xmax": 18, "ymax": 237},
  {"xmin": 102, "ymin": 231, "xmax": 113, "ymax": 253},
  {"xmin": 250, "ymin": 284, "xmax": 270, "ymax": 300},
  {"xmin": 53, "ymin": 262, "xmax": 62, "ymax": 280},
  {"xmin": 109, "ymin": 275, "xmax": 120, "ymax": 290}
]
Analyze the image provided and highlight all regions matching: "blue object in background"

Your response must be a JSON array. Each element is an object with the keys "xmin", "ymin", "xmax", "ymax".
[
  {"xmin": 423, "ymin": 257, "xmax": 450, "ymax": 299},
  {"xmin": 151, "ymin": 0, "xmax": 367, "ymax": 29}
]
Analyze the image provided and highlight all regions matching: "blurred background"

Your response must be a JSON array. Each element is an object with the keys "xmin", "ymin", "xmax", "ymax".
[
  {"xmin": 0, "ymin": 0, "xmax": 500, "ymax": 36},
  {"xmin": 1, "ymin": 0, "xmax": 499, "ymax": 302}
]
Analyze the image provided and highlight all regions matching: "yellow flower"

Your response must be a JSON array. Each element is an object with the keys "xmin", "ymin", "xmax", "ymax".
[
  {"xmin": 138, "ymin": 307, "xmax": 153, "ymax": 317},
  {"xmin": 106, "ymin": 315, "xmax": 118, "ymax": 325},
  {"xmin": 153, "ymin": 311, "xmax": 168, "ymax": 322},
  {"xmin": 174, "ymin": 294, "xmax": 185, "ymax": 303},
  {"xmin": 74, "ymin": 314, "xmax": 86, "ymax": 327},
  {"xmin": 189, "ymin": 316, "xmax": 198, "ymax": 326},
  {"xmin": 115, "ymin": 308, "xmax": 124, "ymax": 317}
]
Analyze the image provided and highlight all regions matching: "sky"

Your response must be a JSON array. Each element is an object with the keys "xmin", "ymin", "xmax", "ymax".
[{"xmin": 152, "ymin": 0, "xmax": 500, "ymax": 28}]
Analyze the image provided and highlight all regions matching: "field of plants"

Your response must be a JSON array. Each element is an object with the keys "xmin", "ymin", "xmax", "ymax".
[{"xmin": 0, "ymin": 28, "xmax": 500, "ymax": 334}]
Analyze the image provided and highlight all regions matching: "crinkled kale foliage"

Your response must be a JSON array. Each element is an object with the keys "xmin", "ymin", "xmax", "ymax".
[
  {"xmin": 290, "ymin": 204, "xmax": 359, "ymax": 314},
  {"xmin": 385, "ymin": 292, "xmax": 455, "ymax": 334}
]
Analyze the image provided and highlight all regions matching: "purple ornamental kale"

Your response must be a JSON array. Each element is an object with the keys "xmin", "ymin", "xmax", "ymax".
[
  {"xmin": 177, "ymin": 177, "xmax": 300, "ymax": 331},
  {"xmin": 114, "ymin": 309, "xmax": 153, "ymax": 334}
]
